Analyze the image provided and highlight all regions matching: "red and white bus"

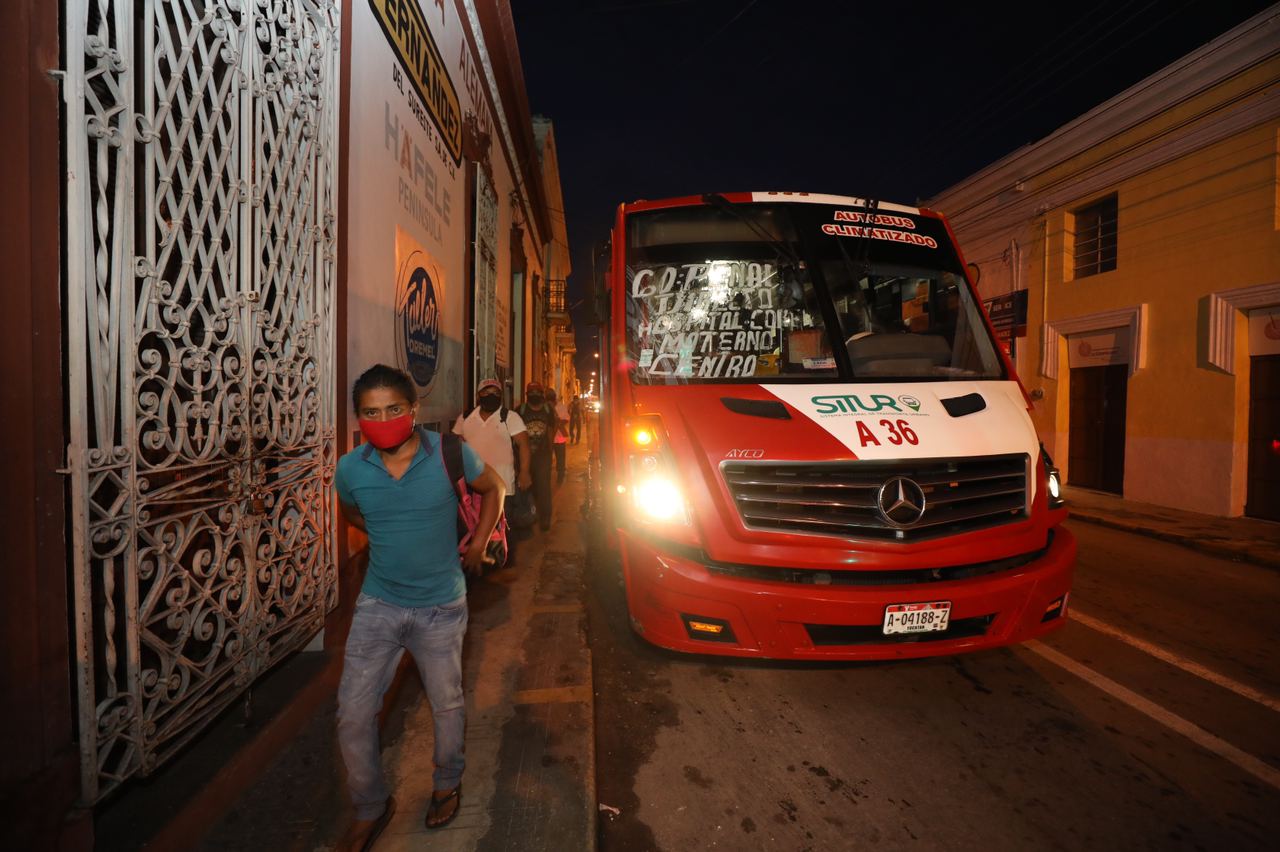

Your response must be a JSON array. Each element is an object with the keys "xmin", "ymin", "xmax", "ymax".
[{"xmin": 594, "ymin": 191, "xmax": 1075, "ymax": 660}]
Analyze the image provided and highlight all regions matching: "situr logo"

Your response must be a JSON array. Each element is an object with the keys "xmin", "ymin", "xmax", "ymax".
[{"xmin": 811, "ymin": 394, "xmax": 925, "ymax": 415}]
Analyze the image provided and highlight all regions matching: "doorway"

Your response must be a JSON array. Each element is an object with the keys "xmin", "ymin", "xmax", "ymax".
[
  {"xmin": 1068, "ymin": 364, "xmax": 1128, "ymax": 494},
  {"xmin": 1246, "ymin": 355, "xmax": 1280, "ymax": 521}
]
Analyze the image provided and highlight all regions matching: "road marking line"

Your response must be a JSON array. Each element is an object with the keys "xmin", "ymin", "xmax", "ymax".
[
  {"xmin": 1070, "ymin": 609, "xmax": 1280, "ymax": 713},
  {"xmin": 530, "ymin": 603, "xmax": 583, "ymax": 614},
  {"xmin": 512, "ymin": 684, "xmax": 592, "ymax": 705},
  {"xmin": 1024, "ymin": 640, "xmax": 1280, "ymax": 792}
]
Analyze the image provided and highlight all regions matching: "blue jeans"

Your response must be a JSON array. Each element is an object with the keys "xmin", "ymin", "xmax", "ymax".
[{"xmin": 337, "ymin": 592, "xmax": 468, "ymax": 820}]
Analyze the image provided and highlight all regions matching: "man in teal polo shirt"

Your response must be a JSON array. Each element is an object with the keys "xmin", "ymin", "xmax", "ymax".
[{"xmin": 334, "ymin": 364, "xmax": 505, "ymax": 849}]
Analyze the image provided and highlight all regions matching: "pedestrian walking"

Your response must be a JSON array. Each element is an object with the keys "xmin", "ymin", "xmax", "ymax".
[
  {"xmin": 518, "ymin": 382, "xmax": 558, "ymax": 532},
  {"xmin": 569, "ymin": 394, "xmax": 583, "ymax": 445},
  {"xmin": 334, "ymin": 364, "xmax": 505, "ymax": 850},
  {"xmin": 452, "ymin": 378, "xmax": 533, "ymax": 525},
  {"xmin": 550, "ymin": 389, "xmax": 569, "ymax": 485}
]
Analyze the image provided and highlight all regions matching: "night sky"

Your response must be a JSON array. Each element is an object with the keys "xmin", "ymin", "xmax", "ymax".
[{"xmin": 510, "ymin": 0, "xmax": 1276, "ymax": 375}]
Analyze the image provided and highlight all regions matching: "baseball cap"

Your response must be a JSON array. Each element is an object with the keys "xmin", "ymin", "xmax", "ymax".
[
  {"xmin": 526, "ymin": 381, "xmax": 544, "ymax": 393},
  {"xmin": 477, "ymin": 378, "xmax": 502, "ymax": 394}
]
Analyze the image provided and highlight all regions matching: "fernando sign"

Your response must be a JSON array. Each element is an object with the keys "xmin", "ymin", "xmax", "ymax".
[{"xmin": 369, "ymin": 0, "xmax": 463, "ymax": 164}]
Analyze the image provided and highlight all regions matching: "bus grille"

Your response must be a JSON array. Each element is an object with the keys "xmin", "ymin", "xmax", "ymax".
[{"xmin": 721, "ymin": 454, "xmax": 1029, "ymax": 541}]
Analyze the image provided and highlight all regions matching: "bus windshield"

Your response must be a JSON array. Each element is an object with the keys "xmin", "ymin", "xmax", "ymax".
[{"xmin": 623, "ymin": 202, "xmax": 1005, "ymax": 384}]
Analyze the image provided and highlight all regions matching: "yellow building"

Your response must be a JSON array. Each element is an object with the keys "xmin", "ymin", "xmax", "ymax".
[
  {"xmin": 533, "ymin": 116, "xmax": 577, "ymax": 401},
  {"xmin": 927, "ymin": 8, "xmax": 1280, "ymax": 520}
]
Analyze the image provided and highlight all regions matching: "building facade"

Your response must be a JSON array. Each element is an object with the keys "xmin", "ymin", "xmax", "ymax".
[
  {"xmin": 0, "ymin": 0, "xmax": 84, "ymax": 845},
  {"xmin": 926, "ymin": 8, "xmax": 1280, "ymax": 520},
  {"xmin": 533, "ymin": 116, "xmax": 578, "ymax": 401},
  {"xmin": 1, "ymin": 1, "xmax": 568, "ymax": 846},
  {"xmin": 346, "ymin": 0, "xmax": 556, "ymax": 427}
]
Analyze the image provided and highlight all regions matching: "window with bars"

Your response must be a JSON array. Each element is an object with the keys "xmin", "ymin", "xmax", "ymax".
[
  {"xmin": 1072, "ymin": 194, "xmax": 1117, "ymax": 279},
  {"xmin": 549, "ymin": 279, "xmax": 566, "ymax": 314}
]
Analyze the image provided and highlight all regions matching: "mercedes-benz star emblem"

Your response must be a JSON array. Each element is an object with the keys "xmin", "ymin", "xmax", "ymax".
[{"xmin": 876, "ymin": 477, "xmax": 927, "ymax": 528}]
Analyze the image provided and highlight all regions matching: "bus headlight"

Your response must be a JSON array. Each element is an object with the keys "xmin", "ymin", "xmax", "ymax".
[
  {"xmin": 1041, "ymin": 443, "xmax": 1065, "ymax": 509},
  {"xmin": 1047, "ymin": 468, "xmax": 1061, "ymax": 501},
  {"xmin": 632, "ymin": 476, "xmax": 685, "ymax": 523},
  {"xmin": 625, "ymin": 415, "xmax": 690, "ymax": 526}
]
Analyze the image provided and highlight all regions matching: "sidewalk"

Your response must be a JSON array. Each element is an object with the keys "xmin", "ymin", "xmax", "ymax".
[
  {"xmin": 1064, "ymin": 486, "xmax": 1280, "ymax": 570},
  {"xmin": 193, "ymin": 443, "xmax": 596, "ymax": 852}
]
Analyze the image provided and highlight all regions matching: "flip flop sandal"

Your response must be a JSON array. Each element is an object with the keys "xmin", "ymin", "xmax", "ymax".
[
  {"xmin": 425, "ymin": 785, "xmax": 461, "ymax": 830},
  {"xmin": 361, "ymin": 795, "xmax": 397, "ymax": 852}
]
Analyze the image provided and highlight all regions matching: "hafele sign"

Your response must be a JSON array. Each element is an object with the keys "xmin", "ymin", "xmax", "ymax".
[
  {"xmin": 1067, "ymin": 326, "xmax": 1131, "ymax": 369},
  {"xmin": 1248, "ymin": 306, "xmax": 1280, "ymax": 357}
]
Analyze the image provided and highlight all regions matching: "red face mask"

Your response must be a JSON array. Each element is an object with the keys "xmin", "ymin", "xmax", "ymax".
[{"xmin": 359, "ymin": 413, "xmax": 415, "ymax": 450}]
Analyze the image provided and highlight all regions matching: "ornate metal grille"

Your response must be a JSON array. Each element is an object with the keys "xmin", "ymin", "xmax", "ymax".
[
  {"xmin": 474, "ymin": 169, "xmax": 498, "ymax": 382},
  {"xmin": 63, "ymin": 0, "xmax": 340, "ymax": 804}
]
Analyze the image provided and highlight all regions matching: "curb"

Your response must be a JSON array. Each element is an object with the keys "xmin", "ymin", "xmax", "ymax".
[
  {"xmin": 472, "ymin": 448, "xmax": 597, "ymax": 852},
  {"xmin": 1068, "ymin": 510, "xmax": 1280, "ymax": 571},
  {"xmin": 582, "ymin": 619, "xmax": 599, "ymax": 852}
]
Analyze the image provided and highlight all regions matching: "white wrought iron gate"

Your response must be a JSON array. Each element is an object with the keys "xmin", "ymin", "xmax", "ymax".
[
  {"xmin": 474, "ymin": 169, "xmax": 499, "ymax": 383},
  {"xmin": 63, "ymin": 0, "xmax": 340, "ymax": 803}
]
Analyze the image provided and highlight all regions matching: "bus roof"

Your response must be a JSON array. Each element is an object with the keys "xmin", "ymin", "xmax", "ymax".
[
  {"xmin": 749, "ymin": 192, "xmax": 921, "ymax": 214},
  {"xmin": 622, "ymin": 192, "xmax": 926, "ymax": 216}
]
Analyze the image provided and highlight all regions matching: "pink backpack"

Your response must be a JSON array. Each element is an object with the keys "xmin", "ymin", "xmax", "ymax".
[{"xmin": 439, "ymin": 431, "xmax": 508, "ymax": 569}]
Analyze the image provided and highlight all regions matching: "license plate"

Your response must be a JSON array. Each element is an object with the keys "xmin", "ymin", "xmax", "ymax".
[{"xmin": 883, "ymin": 601, "xmax": 952, "ymax": 635}]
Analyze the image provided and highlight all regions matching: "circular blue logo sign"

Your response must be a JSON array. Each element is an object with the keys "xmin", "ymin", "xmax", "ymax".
[{"xmin": 400, "ymin": 264, "xmax": 440, "ymax": 388}]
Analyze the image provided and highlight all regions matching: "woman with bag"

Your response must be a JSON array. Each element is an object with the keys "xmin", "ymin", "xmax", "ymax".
[{"xmin": 549, "ymin": 389, "xmax": 569, "ymax": 485}]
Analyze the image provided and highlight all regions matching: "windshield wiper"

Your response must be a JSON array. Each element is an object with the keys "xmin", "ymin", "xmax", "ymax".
[
  {"xmin": 833, "ymin": 226, "xmax": 875, "ymax": 335},
  {"xmin": 700, "ymin": 192, "xmax": 802, "ymax": 266},
  {"xmin": 701, "ymin": 192, "xmax": 806, "ymax": 307},
  {"xmin": 854, "ymin": 197, "xmax": 880, "ymax": 280}
]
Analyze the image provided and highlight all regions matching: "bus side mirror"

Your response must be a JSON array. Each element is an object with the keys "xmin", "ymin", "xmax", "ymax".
[
  {"xmin": 588, "ymin": 271, "xmax": 611, "ymax": 326},
  {"xmin": 590, "ymin": 240, "xmax": 612, "ymax": 326}
]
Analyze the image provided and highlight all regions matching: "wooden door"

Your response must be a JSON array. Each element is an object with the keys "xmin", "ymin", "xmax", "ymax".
[
  {"xmin": 1069, "ymin": 364, "xmax": 1128, "ymax": 494},
  {"xmin": 1247, "ymin": 355, "xmax": 1280, "ymax": 521}
]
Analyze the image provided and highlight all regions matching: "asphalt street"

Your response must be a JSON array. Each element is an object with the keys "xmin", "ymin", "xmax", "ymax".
[{"xmin": 588, "ymin": 520, "xmax": 1280, "ymax": 851}]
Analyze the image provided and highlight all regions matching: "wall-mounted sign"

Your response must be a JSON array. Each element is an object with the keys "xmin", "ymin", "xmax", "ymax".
[
  {"xmin": 1248, "ymin": 306, "xmax": 1280, "ymax": 357},
  {"xmin": 395, "ymin": 225, "xmax": 445, "ymax": 390},
  {"xmin": 983, "ymin": 290, "xmax": 1028, "ymax": 341},
  {"xmin": 1067, "ymin": 326, "xmax": 1130, "ymax": 369},
  {"xmin": 369, "ymin": 0, "xmax": 463, "ymax": 164},
  {"xmin": 983, "ymin": 289, "xmax": 1027, "ymax": 358}
]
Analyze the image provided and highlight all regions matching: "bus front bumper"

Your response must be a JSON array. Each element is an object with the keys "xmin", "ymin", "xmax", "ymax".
[{"xmin": 618, "ymin": 527, "xmax": 1076, "ymax": 660}]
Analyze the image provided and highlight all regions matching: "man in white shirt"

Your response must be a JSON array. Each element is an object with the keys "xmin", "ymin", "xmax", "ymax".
[{"xmin": 453, "ymin": 379, "xmax": 532, "ymax": 498}]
